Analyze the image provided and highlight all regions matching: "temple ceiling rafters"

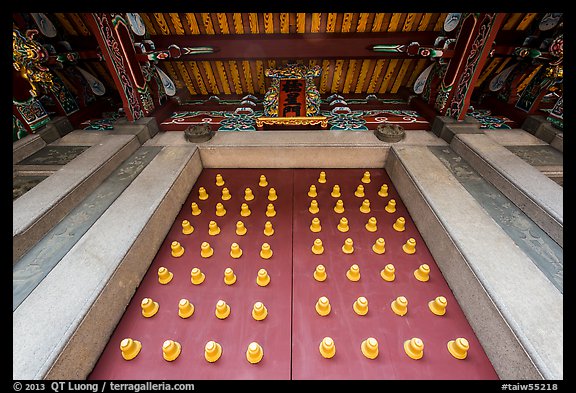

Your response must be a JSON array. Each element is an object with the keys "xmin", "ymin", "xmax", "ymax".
[
  {"xmin": 31, "ymin": 13, "xmax": 545, "ymax": 101},
  {"xmin": 12, "ymin": 12, "xmax": 563, "ymax": 136}
]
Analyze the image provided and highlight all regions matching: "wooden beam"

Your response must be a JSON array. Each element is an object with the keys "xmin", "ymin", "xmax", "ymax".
[
  {"xmin": 146, "ymin": 32, "xmax": 441, "ymax": 60},
  {"xmin": 63, "ymin": 28, "xmax": 526, "ymax": 60}
]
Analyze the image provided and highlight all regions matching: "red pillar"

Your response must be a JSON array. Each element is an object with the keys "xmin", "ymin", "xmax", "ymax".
[
  {"xmin": 82, "ymin": 13, "xmax": 155, "ymax": 121},
  {"xmin": 435, "ymin": 13, "xmax": 506, "ymax": 120}
]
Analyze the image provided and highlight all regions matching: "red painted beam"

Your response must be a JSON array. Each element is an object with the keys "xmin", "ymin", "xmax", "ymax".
[
  {"xmin": 60, "ymin": 28, "xmax": 526, "ymax": 58},
  {"xmin": 147, "ymin": 32, "xmax": 442, "ymax": 61}
]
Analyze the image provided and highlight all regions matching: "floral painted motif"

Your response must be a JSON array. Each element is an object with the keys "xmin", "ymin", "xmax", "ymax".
[
  {"xmin": 13, "ymin": 115, "xmax": 29, "ymax": 141},
  {"xmin": 321, "ymin": 110, "xmax": 367, "ymax": 130},
  {"xmin": 546, "ymin": 96, "xmax": 563, "ymax": 130},
  {"xmin": 13, "ymin": 96, "xmax": 50, "ymax": 131},
  {"xmin": 49, "ymin": 75, "xmax": 79, "ymax": 115},
  {"xmin": 218, "ymin": 111, "xmax": 264, "ymax": 131},
  {"xmin": 467, "ymin": 108, "xmax": 512, "ymax": 129},
  {"xmin": 548, "ymin": 34, "xmax": 563, "ymax": 58}
]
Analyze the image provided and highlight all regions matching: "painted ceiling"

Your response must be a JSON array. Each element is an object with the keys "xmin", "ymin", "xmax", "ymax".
[{"xmin": 36, "ymin": 13, "xmax": 545, "ymax": 102}]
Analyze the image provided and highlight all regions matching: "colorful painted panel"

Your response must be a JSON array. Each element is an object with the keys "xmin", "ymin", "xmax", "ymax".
[
  {"xmin": 161, "ymin": 109, "xmax": 430, "ymax": 132},
  {"xmin": 13, "ymin": 97, "xmax": 50, "ymax": 131}
]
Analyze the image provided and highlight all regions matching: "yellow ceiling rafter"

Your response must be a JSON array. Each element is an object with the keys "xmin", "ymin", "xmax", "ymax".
[
  {"xmin": 319, "ymin": 60, "xmax": 331, "ymax": 94},
  {"xmin": 79, "ymin": 12, "xmax": 546, "ymax": 101},
  {"xmin": 434, "ymin": 13, "xmax": 448, "ymax": 31},
  {"xmin": 494, "ymin": 57, "xmax": 512, "ymax": 74},
  {"xmin": 476, "ymin": 57, "xmax": 502, "ymax": 87},
  {"xmin": 53, "ymin": 13, "xmax": 78, "ymax": 36},
  {"xmin": 367, "ymin": 59, "xmax": 386, "ymax": 94},
  {"xmin": 214, "ymin": 61, "xmax": 231, "ymax": 95},
  {"xmin": 232, "ymin": 13, "xmax": 244, "ymax": 34},
  {"xmin": 326, "ymin": 13, "xmax": 337, "ymax": 32},
  {"xmin": 168, "ymin": 13, "xmax": 185, "ymax": 35},
  {"xmin": 406, "ymin": 59, "xmax": 429, "ymax": 87},
  {"xmin": 341, "ymin": 13, "xmax": 354, "ymax": 33},
  {"xmin": 354, "ymin": 59, "xmax": 372, "ymax": 94},
  {"xmin": 153, "ymin": 13, "xmax": 171, "ymax": 35},
  {"xmin": 517, "ymin": 64, "xmax": 542, "ymax": 93},
  {"xmin": 201, "ymin": 61, "xmax": 220, "ymax": 94},
  {"xmin": 378, "ymin": 59, "xmax": 400, "ymax": 93},
  {"xmin": 472, "ymin": 56, "xmax": 513, "ymax": 88},
  {"xmin": 356, "ymin": 13, "xmax": 370, "ymax": 32},
  {"xmin": 371, "ymin": 13, "xmax": 385, "ymax": 32},
  {"xmin": 330, "ymin": 59, "xmax": 345, "ymax": 93},
  {"xmin": 267, "ymin": 59, "xmax": 276, "ymax": 71},
  {"xmin": 263, "ymin": 13, "xmax": 274, "ymax": 34},
  {"xmin": 279, "ymin": 13, "xmax": 290, "ymax": 33},
  {"xmin": 402, "ymin": 13, "xmax": 417, "ymax": 32},
  {"xmin": 311, "ymin": 13, "xmax": 322, "ymax": 33},
  {"xmin": 296, "ymin": 13, "xmax": 306, "ymax": 33},
  {"xmin": 241, "ymin": 60, "xmax": 254, "ymax": 94},
  {"xmin": 502, "ymin": 13, "xmax": 524, "ymax": 30},
  {"xmin": 343, "ymin": 59, "xmax": 357, "ymax": 94},
  {"xmin": 216, "ymin": 13, "xmax": 230, "ymax": 34},
  {"xmin": 387, "ymin": 13, "xmax": 403, "ymax": 32},
  {"xmin": 68, "ymin": 13, "xmax": 91, "ymax": 36},
  {"xmin": 227, "ymin": 61, "xmax": 243, "ymax": 95},
  {"xmin": 417, "ymin": 13, "xmax": 433, "ymax": 31},
  {"xmin": 308, "ymin": 60, "xmax": 318, "ymax": 75},
  {"xmin": 163, "ymin": 62, "xmax": 184, "ymax": 90},
  {"xmin": 517, "ymin": 13, "xmax": 538, "ymax": 30},
  {"xmin": 186, "ymin": 13, "xmax": 200, "ymax": 34},
  {"xmin": 140, "ymin": 14, "xmax": 157, "ymax": 35},
  {"xmin": 175, "ymin": 61, "xmax": 197, "ymax": 96},
  {"xmin": 391, "ymin": 59, "xmax": 410, "ymax": 93},
  {"xmin": 200, "ymin": 13, "xmax": 216, "ymax": 34},
  {"xmin": 255, "ymin": 60, "xmax": 265, "ymax": 94},
  {"xmin": 249, "ymin": 13, "xmax": 260, "ymax": 34},
  {"xmin": 188, "ymin": 61, "xmax": 208, "ymax": 95}
]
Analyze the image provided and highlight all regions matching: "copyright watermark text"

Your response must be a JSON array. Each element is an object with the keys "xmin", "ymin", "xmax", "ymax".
[{"xmin": 13, "ymin": 381, "xmax": 195, "ymax": 393}]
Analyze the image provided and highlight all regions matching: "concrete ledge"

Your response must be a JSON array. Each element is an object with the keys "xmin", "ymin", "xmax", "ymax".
[
  {"xmin": 52, "ymin": 130, "xmax": 111, "ymax": 146},
  {"xmin": 521, "ymin": 116, "xmax": 561, "ymax": 144},
  {"xmin": 13, "ymin": 135, "xmax": 140, "ymax": 264},
  {"xmin": 37, "ymin": 116, "xmax": 74, "ymax": 144},
  {"xmin": 451, "ymin": 134, "xmax": 563, "ymax": 247},
  {"xmin": 112, "ymin": 117, "xmax": 160, "ymax": 144},
  {"xmin": 13, "ymin": 146, "xmax": 202, "ymax": 380},
  {"xmin": 13, "ymin": 133, "xmax": 46, "ymax": 165},
  {"xmin": 430, "ymin": 116, "xmax": 482, "ymax": 143},
  {"xmin": 550, "ymin": 132, "xmax": 563, "ymax": 153},
  {"xmin": 385, "ymin": 145, "xmax": 562, "ymax": 380},
  {"xmin": 145, "ymin": 130, "xmax": 447, "ymax": 168},
  {"xmin": 483, "ymin": 129, "xmax": 548, "ymax": 146}
]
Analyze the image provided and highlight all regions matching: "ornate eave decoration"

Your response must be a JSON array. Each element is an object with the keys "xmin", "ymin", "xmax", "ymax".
[
  {"xmin": 261, "ymin": 63, "xmax": 323, "ymax": 117},
  {"xmin": 13, "ymin": 28, "xmax": 54, "ymax": 97}
]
